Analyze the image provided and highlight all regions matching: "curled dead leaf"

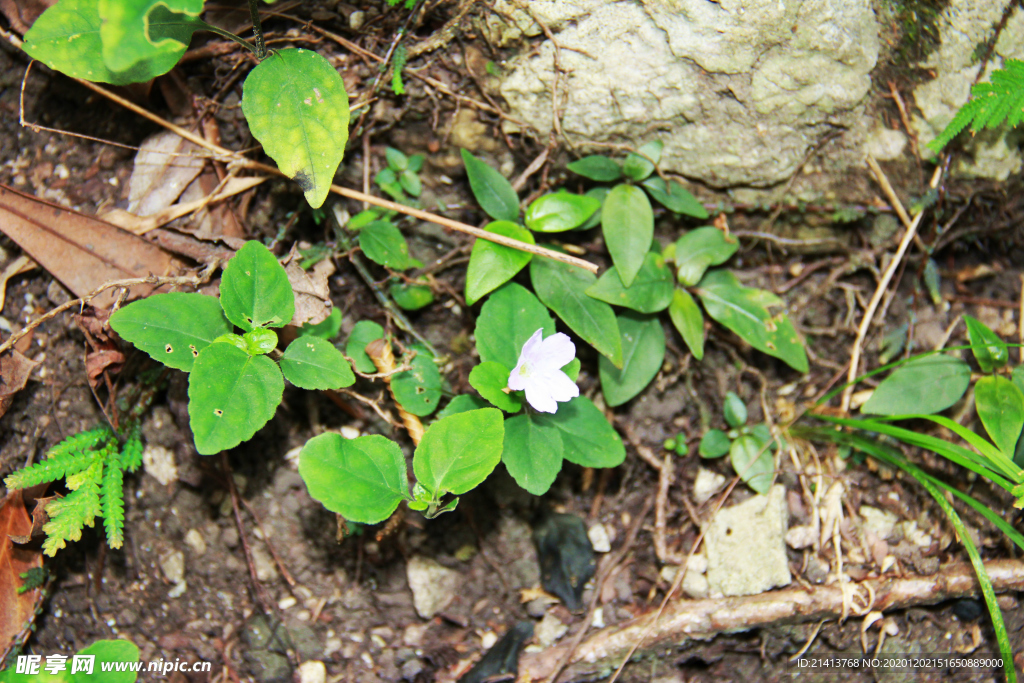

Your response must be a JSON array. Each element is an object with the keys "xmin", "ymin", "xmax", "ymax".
[
  {"xmin": 283, "ymin": 246, "xmax": 335, "ymax": 327},
  {"xmin": 0, "ymin": 350, "xmax": 38, "ymax": 419}
]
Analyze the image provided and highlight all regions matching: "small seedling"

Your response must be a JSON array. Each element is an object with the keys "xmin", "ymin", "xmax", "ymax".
[
  {"xmin": 109, "ymin": 241, "xmax": 355, "ymax": 455},
  {"xmin": 698, "ymin": 391, "xmax": 778, "ymax": 494}
]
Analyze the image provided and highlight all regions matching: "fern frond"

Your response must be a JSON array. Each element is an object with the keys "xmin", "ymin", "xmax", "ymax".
[
  {"xmin": 391, "ymin": 44, "xmax": 407, "ymax": 96},
  {"xmin": 4, "ymin": 450, "xmax": 99, "ymax": 490},
  {"xmin": 929, "ymin": 59, "xmax": 1024, "ymax": 152},
  {"xmin": 120, "ymin": 424, "xmax": 144, "ymax": 472},
  {"xmin": 46, "ymin": 425, "xmax": 114, "ymax": 459},
  {"xmin": 65, "ymin": 457, "xmax": 104, "ymax": 491},
  {"xmin": 101, "ymin": 461, "xmax": 125, "ymax": 549},
  {"xmin": 42, "ymin": 480, "xmax": 101, "ymax": 557}
]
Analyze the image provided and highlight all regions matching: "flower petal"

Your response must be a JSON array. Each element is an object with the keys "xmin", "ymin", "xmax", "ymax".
[
  {"xmin": 524, "ymin": 382, "xmax": 558, "ymax": 413},
  {"xmin": 507, "ymin": 362, "xmax": 528, "ymax": 390},
  {"xmin": 544, "ymin": 371, "xmax": 580, "ymax": 403},
  {"xmin": 519, "ymin": 328, "xmax": 545, "ymax": 363},
  {"xmin": 535, "ymin": 332, "xmax": 576, "ymax": 370}
]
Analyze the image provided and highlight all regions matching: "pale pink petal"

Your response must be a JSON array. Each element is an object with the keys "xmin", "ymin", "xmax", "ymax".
[
  {"xmin": 543, "ymin": 371, "xmax": 580, "ymax": 403},
  {"xmin": 519, "ymin": 328, "xmax": 545, "ymax": 363},
  {"xmin": 524, "ymin": 382, "xmax": 558, "ymax": 413},
  {"xmin": 535, "ymin": 332, "xmax": 576, "ymax": 370}
]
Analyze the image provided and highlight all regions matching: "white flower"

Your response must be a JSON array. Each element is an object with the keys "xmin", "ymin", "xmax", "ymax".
[{"xmin": 507, "ymin": 328, "xmax": 579, "ymax": 413}]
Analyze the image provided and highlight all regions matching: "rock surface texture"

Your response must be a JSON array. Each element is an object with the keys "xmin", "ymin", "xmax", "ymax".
[{"xmin": 493, "ymin": 0, "xmax": 879, "ymax": 187}]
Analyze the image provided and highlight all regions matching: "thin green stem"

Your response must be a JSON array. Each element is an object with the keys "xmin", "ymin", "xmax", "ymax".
[
  {"xmin": 197, "ymin": 20, "xmax": 258, "ymax": 55},
  {"xmin": 247, "ymin": 0, "xmax": 267, "ymax": 60}
]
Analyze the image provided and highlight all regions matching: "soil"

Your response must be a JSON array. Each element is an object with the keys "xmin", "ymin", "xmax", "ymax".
[{"xmin": 1, "ymin": 2, "xmax": 1024, "ymax": 683}]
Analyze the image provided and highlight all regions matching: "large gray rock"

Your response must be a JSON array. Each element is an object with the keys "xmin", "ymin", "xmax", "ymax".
[{"xmin": 493, "ymin": 0, "xmax": 879, "ymax": 187}]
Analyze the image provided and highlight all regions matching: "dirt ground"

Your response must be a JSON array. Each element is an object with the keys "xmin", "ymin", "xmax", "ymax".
[{"xmin": 1, "ymin": 2, "xmax": 1024, "ymax": 682}]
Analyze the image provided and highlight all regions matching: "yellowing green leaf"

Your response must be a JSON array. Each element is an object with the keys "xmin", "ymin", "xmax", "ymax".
[{"xmin": 98, "ymin": 0, "xmax": 203, "ymax": 74}]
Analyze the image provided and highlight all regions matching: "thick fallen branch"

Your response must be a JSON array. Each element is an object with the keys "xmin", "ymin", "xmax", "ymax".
[{"xmin": 521, "ymin": 559, "xmax": 1024, "ymax": 681}]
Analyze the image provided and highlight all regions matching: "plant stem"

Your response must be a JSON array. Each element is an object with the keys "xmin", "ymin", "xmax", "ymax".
[
  {"xmin": 247, "ymin": 0, "xmax": 267, "ymax": 60},
  {"xmin": 198, "ymin": 21, "xmax": 258, "ymax": 56}
]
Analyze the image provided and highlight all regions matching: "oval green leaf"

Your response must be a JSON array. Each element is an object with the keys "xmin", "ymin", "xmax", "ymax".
[
  {"xmin": 668, "ymin": 288, "xmax": 705, "ymax": 360},
  {"xmin": 501, "ymin": 414, "xmax": 563, "ymax": 495},
  {"xmin": 585, "ymin": 252, "xmax": 673, "ymax": 313},
  {"xmin": 299, "ymin": 433, "xmax": 410, "ymax": 524},
  {"xmin": 730, "ymin": 434, "xmax": 774, "ymax": 494},
  {"xmin": 695, "ymin": 270, "xmax": 808, "ymax": 373},
  {"xmin": 578, "ymin": 186, "xmax": 610, "ymax": 230},
  {"xmin": 602, "ymin": 184, "xmax": 654, "ymax": 287},
  {"xmin": 242, "ymin": 48, "xmax": 350, "ymax": 209},
  {"xmin": 622, "ymin": 141, "xmax": 663, "ymax": 181},
  {"xmin": 460, "ymin": 149, "xmax": 519, "ymax": 222},
  {"xmin": 598, "ymin": 312, "xmax": 665, "ymax": 407},
  {"xmin": 437, "ymin": 394, "xmax": 490, "ymax": 419},
  {"xmin": 699, "ymin": 429, "xmax": 730, "ymax": 458},
  {"xmin": 530, "ymin": 255, "xmax": 622, "ymax": 367},
  {"xmin": 389, "ymin": 282, "xmax": 434, "ymax": 310},
  {"xmin": 861, "ymin": 354, "xmax": 971, "ymax": 416},
  {"xmin": 567, "ymin": 155, "xmax": 622, "ymax": 182},
  {"xmin": 673, "ymin": 227, "xmax": 738, "ymax": 286},
  {"xmin": 965, "ymin": 314, "xmax": 1009, "ymax": 373},
  {"xmin": 641, "ymin": 176, "xmax": 708, "ymax": 218},
  {"xmin": 98, "ymin": 0, "xmax": 203, "ymax": 74},
  {"xmin": 975, "ymin": 375, "xmax": 1024, "ymax": 457},
  {"xmin": 533, "ymin": 396, "xmax": 625, "ymax": 468},
  {"xmin": 345, "ymin": 320, "xmax": 385, "ymax": 373},
  {"xmin": 391, "ymin": 344, "xmax": 442, "ymax": 417},
  {"xmin": 359, "ymin": 220, "xmax": 414, "ymax": 269},
  {"xmin": 524, "ymin": 191, "xmax": 601, "ymax": 233},
  {"xmin": 187, "ymin": 344, "xmax": 284, "ymax": 455},
  {"xmin": 109, "ymin": 292, "xmax": 231, "ymax": 372},
  {"xmin": 465, "ymin": 221, "xmax": 535, "ymax": 306},
  {"xmin": 469, "ymin": 361, "xmax": 521, "ymax": 412},
  {"xmin": 219, "ymin": 241, "xmax": 295, "ymax": 331},
  {"xmin": 281, "ymin": 335, "xmax": 356, "ymax": 390},
  {"xmin": 475, "ymin": 282, "xmax": 555, "ymax": 370},
  {"xmin": 724, "ymin": 391, "xmax": 748, "ymax": 428},
  {"xmin": 243, "ymin": 328, "xmax": 278, "ymax": 355},
  {"xmin": 413, "ymin": 408, "xmax": 504, "ymax": 497},
  {"xmin": 299, "ymin": 307, "xmax": 342, "ymax": 340}
]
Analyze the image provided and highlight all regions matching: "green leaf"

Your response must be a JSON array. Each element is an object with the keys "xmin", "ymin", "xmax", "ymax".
[
  {"xmin": 220, "ymin": 241, "xmax": 295, "ymax": 331},
  {"xmin": 964, "ymin": 315, "xmax": 1009, "ymax": 373},
  {"xmin": 598, "ymin": 312, "xmax": 665, "ymax": 407},
  {"xmin": 469, "ymin": 361, "xmax": 521, "ymax": 412},
  {"xmin": 408, "ymin": 154, "xmax": 424, "ymax": 172},
  {"xmin": 359, "ymin": 220, "xmax": 414, "ymax": 269},
  {"xmin": 533, "ymin": 396, "xmax": 625, "ymax": 468},
  {"xmin": 281, "ymin": 335, "xmax": 355, "ymax": 390},
  {"xmin": 73, "ymin": 639, "xmax": 141, "ymax": 683},
  {"xmin": 578, "ymin": 186, "xmax": 610, "ymax": 230},
  {"xmin": 299, "ymin": 433, "xmax": 409, "ymax": 524},
  {"xmin": 475, "ymin": 282, "xmax": 555, "ymax": 370},
  {"xmin": 724, "ymin": 391, "xmax": 747, "ymax": 428},
  {"xmin": 730, "ymin": 434, "xmax": 773, "ymax": 494},
  {"xmin": 501, "ymin": 415, "xmax": 563, "ymax": 495},
  {"xmin": 391, "ymin": 344, "xmax": 442, "ymax": 416},
  {"xmin": 389, "ymin": 282, "xmax": 434, "ymax": 310},
  {"xmin": 345, "ymin": 320, "xmax": 385, "ymax": 373},
  {"xmin": 187, "ymin": 344, "xmax": 284, "ymax": 455},
  {"xmin": 399, "ymin": 169, "xmax": 422, "ymax": 197},
  {"xmin": 622, "ymin": 141, "xmax": 663, "ymax": 181},
  {"xmin": 668, "ymin": 288, "xmax": 704, "ymax": 360},
  {"xmin": 641, "ymin": 176, "xmax": 708, "ymax": 218},
  {"xmin": 861, "ymin": 354, "xmax": 971, "ymax": 415},
  {"xmin": 567, "ymin": 155, "xmax": 622, "ymax": 182},
  {"xmin": 673, "ymin": 227, "xmax": 738, "ymax": 286},
  {"xmin": 699, "ymin": 429, "xmax": 730, "ymax": 458},
  {"xmin": 22, "ymin": 0, "xmax": 195, "ymax": 85},
  {"xmin": 414, "ymin": 408, "xmax": 504, "ymax": 497},
  {"xmin": 109, "ymin": 292, "xmax": 231, "ymax": 372},
  {"xmin": 585, "ymin": 252, "xmax": 673, "ymax": 313},
  {"xmin": 241, "ymin": 48, "xmax": 350, "ymax": 209},
  {"xmin": 242, "ymin": 328, "xmax": 278, "ymax": 356},
  {"xmin": 524, "ymin": 191, "xmax": 601, "ymax": 233},
  {"xmin": 98, "ymin": 0, "xmax": 203, "ymax": 74},
  {"xmin": 530, "ymin": 255, "xmax": 622, "ymax": 367},
  {"xmin": 461, "ymin": 149, "xmax": 519, "ymax": 222},
  {"xmin": 465, "ymin": 221, "xmax": 535, "ymax": 306},
  {"xmin": 562, "ymin": 358, "xmax": 581, "ymax": 382},
  {"xmin": 975, "ymin": 376, "xmax": 1024, "ymax": 457},
  {"xmin": 437, "ymin": 394, "xmax": 490, "ymax": 418},
  {"xmin": 299, "ymin": 307, "xmax": 342, "ymax": 339},
  {"xmin": 696, "ymin": 270, "xmax": 808, "ymax": 373},
  {"xmin": 385, "ymin": 146, "xmax": 408, "ymax": 170},
  {"xmin": 602, "ymin": 185, "xmax": 654, "ymax": 287}
]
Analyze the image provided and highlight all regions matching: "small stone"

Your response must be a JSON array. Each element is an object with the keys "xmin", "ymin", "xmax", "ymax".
[
  {"xmin": 865, "ymin": 126, "xmax": 907, "ymax": 161},
  {"xmin": 168, "ymin": 580, "xmax": 187, "ymax": 598},
  {"xmin": 534, "ymin": 612, "xmax": 568, "ymax": 647},
  {"xmin": 406, "ymin": 556, "xmax": 459, "ymax": 619},
  {"xmin": 184, "ymin": 528, "xmax": 206, "ymax": 555},
  {"xmin": 349, "ymin": 10, "xmax": 365, "ymax": 30},
  {"xmin": 221, "ymin": 526, "xmax": 239, "ymax": 548},
  {"xmin": 297, "ymin": 661, "xmax": 325, "ymax": 683},
  {"xmin": 251, "ymin": 545, "xmax": 278, "ymax": 582},
  {"xmin": 587, "ymin": 523, "xmax": 611, "ymax": 553},
  {"xmin": 278, "ymin": 596, "xmax": 297, "ymax": 610},
  {"xmin": 525, "ymin": 598, "xmax": 549, "ymax": 618},
  {"xmin": 692, "ymin": 468, "xmax": 726, "ymax": 505},
  {"xmin": 158, "ymin": 548, "xmax": 185, "ymax": 584},
  {"xmin": 859, "ymin": 505, "xmax": 898, "ymax": 541},
  {"xmin": 400, "ymin": 659, "xmax": 423, "ymax": 680},
  {"xmin": 340, "ymin": 426, "xmax": 360, "ymax": 439},
  {"xmin": 143, "ymin": 445, "xmax": 177, "ymax": 485},
  {"xmin": 704, "ymin": 485, "xmax": 790, "ymax": 596}
]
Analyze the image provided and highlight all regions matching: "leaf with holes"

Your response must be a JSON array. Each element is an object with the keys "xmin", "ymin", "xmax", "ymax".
[
  {"xmin": 475, "ymin": 283, "xmax": 556, "ymax": 370},
  {"xmin": 465, "ymin": 221, "xmax": 534, "ymax": 306},
  {"xmin": 98, "ymin": 0, "xmax": 204, "ymax": 74},
  {"xmin": 109, "ymin": 292, "xmax": 231, "ymax": 372},
  {"xmin": 220, "ymin": 241, "xmax": 295, "ymax": 331},
  {"xmin": 242, "ymin": 48, "xmax": 350, "ymax": 208},
  {"xmin": 501, "ymin": 415, "xmax": 563, "ymax": 495},
  {"xmin": 359, "ymin": 220, "xmax": 415, "ymax": 269},
  {"xmin": 602, "ymin": 184, "xmax": 653, "ymax": 287},
  {"xmin": 461, "ymin": 149, "xmax": 519, "ymax": 222},
  {"xmin": 585, "ymin": 252, "xmax": 673, "ymax": 313},
  {"xmin": 696, "ymin": 269, "xmax": 807, "ymax": 373},
  {"xmin": 598, "ymin": 312, "xmax": 665, "ymax": 406},
  {"xmin": 281, "ymin": 336, "xmax": 355, "ymax": 390},
  {"xmin": 187, "ymin": 343, "xmax": 284, "ymax": 455},
  {"xmin": 391, "ymin": 344, "xmax": 442, "ymax": 417},
  {"xmin": 413, "ymin": 408, "xmax": 504, "ymax": 499},
  {"xmin": 299, "ymin": 433, "xmax": 410, "ymax": 524}
]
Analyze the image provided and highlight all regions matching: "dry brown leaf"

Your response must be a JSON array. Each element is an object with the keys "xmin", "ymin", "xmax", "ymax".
[
  {"xmin": 0, "ymin": 184, "xmax": 181, "ymax": 308},
  {"xmin": 0, "ymin": 255, "xmax": 37, "ymax": 312},
  {"xmin": 85, "ymin": 348, "xmax": 125, "ymax": 387},
  {"xmin": 283, "ymin": 247, "xmax": 335, "ymax": 327},
  {"xmin": 128, "ymin": 131, "xmax": 207, "ymax": 216},
  {"xmin": 0, "ymin": 350, "xmax": 38, "ymax": 419},
  {"xmin": 0, "ymin": 0, "xmax": 55, "ymax": 34},
  {"xmin": 0, "ymin": 491, "xmax": 43, "ymax": 652}
]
